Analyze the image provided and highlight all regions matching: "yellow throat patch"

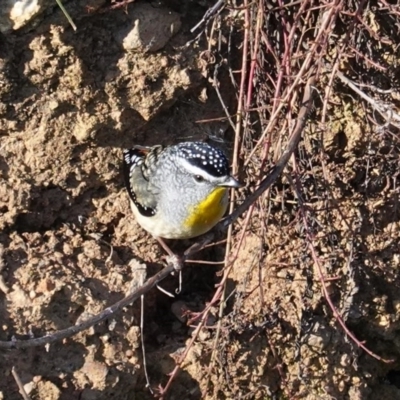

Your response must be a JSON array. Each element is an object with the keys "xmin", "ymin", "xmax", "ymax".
[{"xmin": 184, "ymin": 187, "xmax": 228, "ymax": 236}]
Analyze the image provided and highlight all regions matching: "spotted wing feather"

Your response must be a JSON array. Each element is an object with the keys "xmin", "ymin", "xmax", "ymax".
[{"xmin": 123, "ymin": 147, "xmax": 160, "ymax": 217}]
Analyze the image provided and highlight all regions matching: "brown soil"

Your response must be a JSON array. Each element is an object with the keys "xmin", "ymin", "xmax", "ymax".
[{"xmin": 1, "ymin": 1, "xmax": 400, "ymax": 400}]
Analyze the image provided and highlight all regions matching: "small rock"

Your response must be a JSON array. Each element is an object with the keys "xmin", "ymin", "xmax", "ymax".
[
  {"xmin": 23, "ymin": 381, "xmax": 35, "ymax": 395},
  {"xmin": 35, "ymin": 380, "xmax": 61, "ymax": 400},
  {"xmin": 198, "ymin": 328, "xmax": 210, "ymax": 341},
  {"xmin": 115, "ymin": 3, "xmax": 181, "ymax": 53},
  {"xmin": 304, "ymin": 320, "xmax": 332, "ymax": 350},
  {"xmin": 81, "ymin": 358, "xmax": 108, "ymax": 390},
  {"xmin": 0, "ymin": 0, "xmax": 41, "ymax": 32},
  {"xmin": 171, "ymin": 300, "xmax": 190, "ymax": 323},
  {"xmin": 340, "ymin": 353, "xmax": 351, "ymax": 367},
  {"xmin": 338, "ymin": 380, "xmax": 346, "ymax": 392},
  {"xmin": 72, "ymin": 113, "xmax": 98, "ymax": 142},
  {"xmin": 125, "ymin": 349, "xmax": 134, "ymax": 358},
  {"xmin": 36, "ymin": 278, "xmax": 55, "ymax": 294},
  {"xmin": 7, "ymin": 284, "xmax": 31, "ymax": 308}
]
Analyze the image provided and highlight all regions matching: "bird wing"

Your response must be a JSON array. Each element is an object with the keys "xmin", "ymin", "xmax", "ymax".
[{"xmin": 123, "ymin": 147, "xmax": 160, "ymax": 217}]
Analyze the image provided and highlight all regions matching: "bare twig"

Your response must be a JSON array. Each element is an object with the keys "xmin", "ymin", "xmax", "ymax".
[
  {"xmin": 292, "ymin": 160, "xmax": 394, "ymax": 363},
  {"xmin": 336, "ymin": 70, "xmax": 400, "ymax": 128},
  {"xmin": 191, "ymin": 0, "xmax": 226, "ymax": 33},
  {"xmin": 0, "ymin": 264, "xmax": 174, "ymax": 349},
  {"xmin": 244, "ymin": 0, "xmax": 342, "ymax": 166},
  {"xmin": 221, "ymin": 76, "xmax": 316, "ymax": 231},
  {"xmin": 11, "ymin": 367, "xmax": 31, "ymax": 400}
]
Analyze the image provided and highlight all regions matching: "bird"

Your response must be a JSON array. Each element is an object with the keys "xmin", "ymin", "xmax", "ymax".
[{"xmin": 122, "ymin": 141, "xmax": 242, "ymax": 240}]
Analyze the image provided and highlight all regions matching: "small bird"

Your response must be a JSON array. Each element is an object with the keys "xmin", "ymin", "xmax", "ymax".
[{"xmin": 123, "ymin": 141, "xmax": 242, "ymax": 240}]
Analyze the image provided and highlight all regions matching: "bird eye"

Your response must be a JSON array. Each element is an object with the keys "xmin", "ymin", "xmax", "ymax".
[{"xmin": 194, "ymin": 175, "xmax": 204, "ymax": 183}]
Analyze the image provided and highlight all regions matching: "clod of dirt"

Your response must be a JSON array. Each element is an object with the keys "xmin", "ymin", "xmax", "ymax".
[
  {"xmin": 7, "ymin": 284, "xmax": 31, "ymax": 308},
  {"xmin": 76, "ymin": 347, "xmax": 109, "ymax": 391},
  {"xmin": 0, "ymin": 0, "xmax": 42, "ymax": 31},
  {"xmin": 34, "ymin": 380, "xmax": 62, "ymax": 400},
  {"xmin": 114, "ymin": 3, "xmax": 182, "ymax": 53}
]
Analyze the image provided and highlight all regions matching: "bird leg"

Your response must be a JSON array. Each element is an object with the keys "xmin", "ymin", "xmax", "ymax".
[
  {"xmin": 155, "ymin": 236, "xmax": 183, "ymax": 294},
  {"xmin": 155, "ymin": 236, "xmax": 184, "ymax": 271}
]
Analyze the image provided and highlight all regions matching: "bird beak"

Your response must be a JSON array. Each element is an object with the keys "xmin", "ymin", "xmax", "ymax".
[{"xmin": 220, "ymin": 176, "xmax": 244, "ymax": 188}]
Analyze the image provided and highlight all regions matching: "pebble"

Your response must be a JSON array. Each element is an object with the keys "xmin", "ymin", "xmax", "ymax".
[
  {"xmin": 0, "ymin": 0, "xmax": 40, "ymax": 32},
  {"xmin": 114, "ymin": 3, "xmax": 181, "ymax": 53}
]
